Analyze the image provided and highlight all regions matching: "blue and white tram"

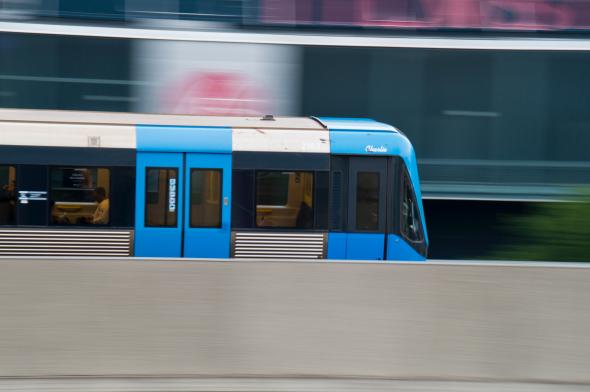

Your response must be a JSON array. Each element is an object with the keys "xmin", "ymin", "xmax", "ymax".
[{"xmin": 0, "ymin": 110, "xmax": 427, "ymax": 261}]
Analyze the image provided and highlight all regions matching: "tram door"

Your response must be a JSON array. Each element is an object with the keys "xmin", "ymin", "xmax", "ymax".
[
  {"xmin": 135, "ymin": 152, "xmax": 231, "ymax": 258},
  {"xmin": 329, "ymin": 156, "xmax": 389, "ymax": 260},
  {"xmin": 346, "ymin": 157, "xmax": 388, "ymax": 259},
  {"xmin": 183, "ymin": 153, "xmax": 231, "ymax": 258}
]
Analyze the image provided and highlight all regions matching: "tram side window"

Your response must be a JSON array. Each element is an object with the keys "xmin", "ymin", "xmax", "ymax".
[
  {"xmin": 256, "ymin": 171, "xmax": 314, "ymax": 228},
  {"xmin": 50, "ymin": 167, "xmax": 110, "ymax": 225},
  {"xmin": 401, "ymin": 171, "xmax": 423, "ymax": 243},
  {"xmin": 145, "ymin": 168, "xmax": 178, "ymax": 227},
  {"xmin": 356, "ymin": 172, "xmax": 380, "ymax": 231},
  {"xmin": 0, "ymin": 166, "xmax": 16, "ymax": 225},
  {"xmin": 190, "ymin": 169, "xmax": 222, "ymax": 228}
]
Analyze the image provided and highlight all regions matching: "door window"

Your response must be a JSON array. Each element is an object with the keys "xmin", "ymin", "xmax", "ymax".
[
  {"xmin": 190, "ymin": 169, "xmax": 222, "ymax": 228},
  {"xmin": 356, "ymin": 171, "xmax": 380, "ymax": 231},
  {"xmin": 145, "ymin": 168, "xmax": 178, "ymax": 227},
  {"xmin": 0, "ymin": 166, "xmax": 16, "ymax": 225}
]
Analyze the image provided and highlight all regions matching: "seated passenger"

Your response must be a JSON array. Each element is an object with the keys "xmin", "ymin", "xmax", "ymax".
[
  {"xmin": 92, "ymin": 187, "xmax": 110, "ymax": 225},
  {"xmin": 295, "ymin": 201, "xmax": 313, "ymax": 229},
  {"xmin": 0, "ymin": 180, "xmax": 15, "ymax": 202},
  {"xmin": 0, "ymin": 181, "xmax": 16, "ymax": 225}
]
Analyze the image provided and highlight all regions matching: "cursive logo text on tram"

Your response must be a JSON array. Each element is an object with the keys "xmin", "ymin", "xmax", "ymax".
[{"xmin": 365, "ymin": 145, "xmax": 388, "ymax": 153}]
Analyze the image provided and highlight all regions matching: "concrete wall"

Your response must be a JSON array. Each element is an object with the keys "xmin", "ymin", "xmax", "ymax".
[{"xmin": 0, "ymin": 259, "xmax": 589, "ymax": 382}]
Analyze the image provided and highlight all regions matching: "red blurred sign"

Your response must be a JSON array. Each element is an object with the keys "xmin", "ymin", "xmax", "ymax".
[
  {"xmin": 262, "ymin": 0, "xmax": 590, "ymax": 31},
  {"xmin": 163, "ymin": 72, "xmax": 268, "ymax": 116}
]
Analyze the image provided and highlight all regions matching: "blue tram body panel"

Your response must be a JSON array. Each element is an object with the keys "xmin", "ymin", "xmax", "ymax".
[
  {"xmin": 131, "ymin": 117, "xmax": 426, "ymax": 261},
  {"xmin": 328, "ymin": 233, "xmax": 385, "ymax": 260},
  {"xmin": 134, "ymin": 125, "xmax": 232, "ymax": 258},
  {"xmin": 320, "ymin": 117, "xmax": 428, "ymax": 262},
  {"xmin": 135, "ymin": 152, "xmax": 184, "ymax": 257},
  {"xmin": 345, "ymin": 233, "xmax": 386, "ymax": 260},
  {"xmin": 136, "ymin": 125, "xmax": 232, "ymax": 153},
  {"xmin": 387, "ymin": 234, "xmax": 426, "ymax": 262},
  {"xmin": 183, "ymin": 153, "xmax": 232, "ymax": 258},
  {"xmin": 321, "ymin": 117, "xmax": 428, "ymax": 246},
  {"xmin": 327, "ymin": 233, "xmax": 347, "ymax": 259}
]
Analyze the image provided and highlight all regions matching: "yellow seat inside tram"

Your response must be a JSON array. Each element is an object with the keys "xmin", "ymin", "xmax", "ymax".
[
  {"xmin": 52, "ymin": 203, "xmax": 97, "ymax": 224},
  {"xmin": 50, "ymin": 168, "xmax": 110, "ymax": 225}
]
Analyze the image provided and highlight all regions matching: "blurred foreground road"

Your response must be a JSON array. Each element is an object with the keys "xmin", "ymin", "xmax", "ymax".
[
  {"xmin": 0, "ymin": 258, "xmax": 589, "ymax": 390},
  {"xmin": 0, "ymin": 377, "xmax": 588, "ymax": 392}
]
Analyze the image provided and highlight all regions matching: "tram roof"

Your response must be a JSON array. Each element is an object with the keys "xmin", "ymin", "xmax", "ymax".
[{"xmin": 0, "ymin": 109, "xmax": 326, "ymax": 131}]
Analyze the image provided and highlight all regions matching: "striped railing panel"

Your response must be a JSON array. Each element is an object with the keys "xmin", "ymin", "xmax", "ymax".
[
  {"xmin": 232, "ymin": 232, "xmax": 326, "ymax": 259},
  {"xmin": 0, "ymin": 229, "xmax": 133, "ymax": 256}
]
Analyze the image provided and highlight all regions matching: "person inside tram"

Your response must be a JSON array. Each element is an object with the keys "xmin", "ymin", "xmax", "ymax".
[
  {"xmin": 92, "ymin": 187, "xmax": 109, "ymax": 225},
  {"xmin": 0, "ymin": 180, "xmax": 16, "ymax": 225},
  {"xmin": 295, "ymin": 192, "xmax": 313, "ymax": 229},
  {"xmin": 1, "ymin": 180, "xmax": 15, "ymax": 199}
]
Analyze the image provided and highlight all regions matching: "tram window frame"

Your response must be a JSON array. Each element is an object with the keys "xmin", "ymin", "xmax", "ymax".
[
  {"xmin": 144, "ymin": 167, "xmax": 179, "ymax": 228},
  {"xmin": 49, "ymin": 166, "xmax": 111, "ymax": 227},
  {"xmin": 330, "ymin": 169, "xmax": 345, "ymax": 231},
  {"xmin": 400, "ymin": 169, "xmax": 424, "ymax": 244},
  {"xmin": 0, "ymin": 165, "xmax": 17, "ymax": 226},
  {"xmin": 255, "ymin": 170, "xmax": 316, "ymax": 229},
  {"xmin": 329, "ymin": 155, "xmax": 347, "ymax": 232},
  {"xmin": 231, "ymin": 169, "xmax": 255, "ymax": 229},
  {"xmin": 189, "ymin": 168, "xmax": 222, "ymax": 228}
]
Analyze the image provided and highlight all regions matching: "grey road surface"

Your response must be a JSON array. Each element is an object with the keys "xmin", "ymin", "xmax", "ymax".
[
  {"xmin": 0, "ymin": 377, "xmax": 588, "ymax": 392},
  {"xmin": 0, "ymin": 258, "xmax": 589, "ymax": 386}
]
